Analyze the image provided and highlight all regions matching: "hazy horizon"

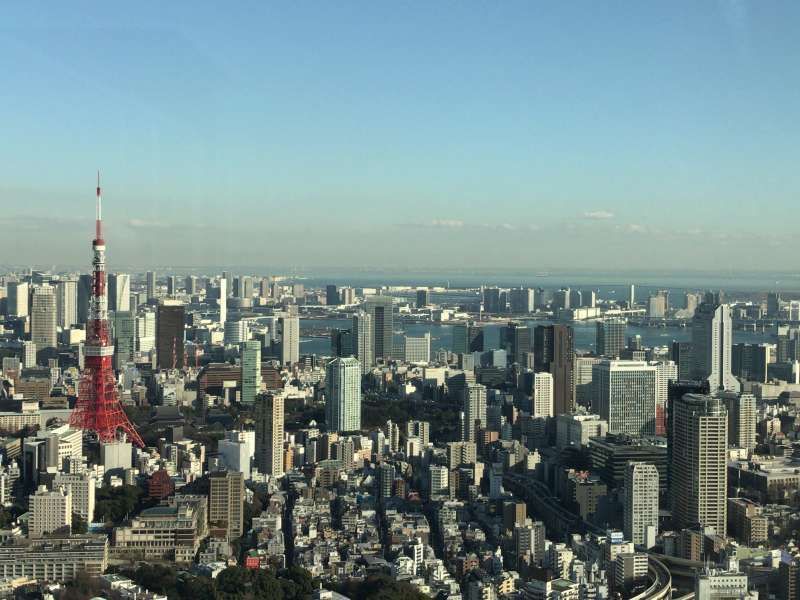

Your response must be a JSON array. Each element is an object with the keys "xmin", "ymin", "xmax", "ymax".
[{"xmin": 2, "ymin": 3, "xmax": 799, "ymax": 270}]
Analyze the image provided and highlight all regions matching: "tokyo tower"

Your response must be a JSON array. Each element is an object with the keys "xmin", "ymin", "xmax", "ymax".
[{"xmin": 69, "ymin": 174, "xmax": 144, "ymax": 447}]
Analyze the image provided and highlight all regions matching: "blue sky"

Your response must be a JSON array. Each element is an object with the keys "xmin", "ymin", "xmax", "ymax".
[{"xmin": 1, "ymin": 2, "xmax": 798, "ymax": 271}]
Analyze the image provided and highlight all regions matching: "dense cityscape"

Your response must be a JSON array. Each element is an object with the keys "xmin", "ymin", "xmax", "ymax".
[{"xmin": 1, "ymin": 177, "xmax": 800, "ymax": 600}]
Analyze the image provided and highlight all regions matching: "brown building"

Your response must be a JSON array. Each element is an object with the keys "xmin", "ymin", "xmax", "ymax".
[
  {"xmin": 208, "ymin": 470, "xmax": 244, "ymax": 540},
  {"xmin": 728, "ymin": 497, "xmax": 768, "ymax": 546}
]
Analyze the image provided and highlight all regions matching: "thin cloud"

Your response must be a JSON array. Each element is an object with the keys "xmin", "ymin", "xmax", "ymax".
[{"xmin": 582, "ymin": 210, "xmax": 615, "ymax": 220}]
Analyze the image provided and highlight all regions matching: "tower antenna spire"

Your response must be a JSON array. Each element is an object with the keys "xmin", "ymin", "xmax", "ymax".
[{"xmin": 95, "ymin": 169, "xmax": 103, "ymax": 240}]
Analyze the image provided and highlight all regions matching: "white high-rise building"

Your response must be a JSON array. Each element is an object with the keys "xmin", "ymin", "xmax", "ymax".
[
  {"xmin": 671, "ymin": 394, "xmax": 728, "ymax": 536},
  {"xmin": 624, "ymin": 462, "xmax": 659, "ymax": 548},
  {"xmin": 429, "ymin": 465, "xmax": 449, "ymax": 499},
  {"xmin": 31, "ymin": 284, "xmax": 57, "ymax": 349},
  {"xmin": 462, "ymin": 383, "xmax": 487, "ymax": 442},
  {"xmin": 22, "ymin": 341, "xmax": 37, "ymax": 369},
  {"xmin": 325, "ymin": 357, "xmax": 362, "ymax": 433},
  {"xmin": 255, "ymin": 393, "xmax": 284, "ymax": 478},
  {"xmin": 219, "ymin": 277, "xmax": 227, "ymax": 326},
  {"xmin": 108, "ymin": 273, "xmax": 131, "ymax": 312},
  {"xmin": 404, "ymin": 333, "xmax": 431, "ymax": 364},
  {"xmin": 279, "ymin": 314, "xmax": 299, "ymax": 366},
  {"xmin": 28, "ymin": 485, "xmax": 72, "ymax": 538},
  {"xmin": 136, "ymin": 310, "xmax": 156, "ymax": 352},
  {"xmin": 55, "ymin": 280, "xmax": 78, "ymax": 329},
  {"xmin": 224, "ymin": 320, "xmax": 248, "ymax": 346},
  {"xmin": 574, "ymin": 355, "xmax": 602, "ymax": 408},
  {"xmin": 720, "ymin": 391, "xmax": 757, "ymax": 450},
  {"xmin": 241, "ymin": 340, "xmax": 261, "ymax": 404},
  {"xmin": 352, "ymin": 311, "xmax": 374, "ymax": 373},
  {"xmin": 54, "ymin": 472, "xmax": 96, "ymax": 522},
  {"xmin": 7, "ymin": 281, "xmax": 29, "ymax": 317},
  {"xmin": 652, "ymin": 360, "xmax": 678, "ymax": 435},
  {"xmin": 691, "ymin": 297, "xmax": 741, "ymax": 393},
  {"xmin": 532, "ymin": 372, "xmax": 554, "ymax": 418},
  {"xmin": 593, "ymin": 360, "xmax": 657, "ymax": 437}
]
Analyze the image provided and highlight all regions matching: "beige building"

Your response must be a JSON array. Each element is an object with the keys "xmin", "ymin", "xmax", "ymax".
[
  {"xmin": 0, "ymin": 536, "xmax": 108, "ymax": 581},
  {"xmin": 54, "ymin": 472, "xmax": 96, "ymax": 521},
  {"xmin": 255, "ymin": 392, "xmax": 284, "ymax": 478},
  {"xmin": 671, "ymin": 394, "xmax": 728, "ymax": 536},
  {"xmin": 209, "ymin": 470, "xmax": 244, "ymax": 540},
  {"xmin": 112, "ymin": 495, "xmax": 208, "ymax": 563},
  {"xmin": 28, "ymin": 485, "xmax": 72, "ymax": 539}
]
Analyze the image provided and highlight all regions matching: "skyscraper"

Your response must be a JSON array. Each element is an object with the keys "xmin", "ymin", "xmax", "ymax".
[
  {"xmin": 326, "ymin": 284, "xmax": 339, "ymax": 306},
  {"xmin": 534, "ymin": 324, "xmax": 575, "ymax": 415},
  {"xmin": 652, "ymin": 360, "xmax": 678, "ymax": 436},
  {"xmin": 145, "ymin": 271, "xmax": 157, "ymax": 301},
  {"xmin": 185, "ymin": 275, "xmax": 199, "ymax": 295},
  {"xmin": 691, "ymin": 297, "xmax": 740, "ymax": 393},
  {"xmin": 279, "ymin": 314, "xmax": 299, "ymax": 366},
  {"xmin": 532, "ymin": 371, "xmax": 554, "ymax": 418},
  {"xmin": 209, "ymin": 470, "xmax": 244, "ymax": 540},
  {"xmin": 403, "ymin": 333, "xmax": 431, "ymax": 364},
  {"xmin": 596, "ymin": 318, "xmax": 626, "ymax": 358},
  {"xmin": 501, "ymin": 322, "xmax": 532, "ymax": 366},
  {"xmin": 352, "ymin": 311, "xmax": 374, "ymax": 373},
  {"xmin": 482, "ymin": 287, "xmax": 502, "ymax": 313},
  {"xmin": 462, "ymin": 383, "xmax": 487, "ymax": 442},
  {"xmin": 624, "ymin": 462, "xmax": 659, "ymax": 548},
  {"xmin": 6, "ymin": 281, "xmax": 29, "ymax": 317},
  {"xmin": 166, "ymin": 275, "xmax": 178, "ymax": 297},
  {"xmin": 77, "ymin": 274, "xmax": 92, "ymax": 324},
  {"xmin": 55, "ymin": 279, "xmax": 78, "ymax": 330},
  {"xmin": 326, "ymin": 357, "xmax": 362, "ymax": 433},
  {"xmin": 31, "ymin": 284, "xmax": 57, "ymax": 349},
  {"xmin": 113, "ymin": 311, "xmax": 136, "ymax": 369},
  {"xmin": 671, "ymin": 393, "xmax": 728, "ymax": 536},
  {"xmin": 241, "ymin": 340, "xmax": 262, "ymax": 404},
  {"xmin": 365, "ymin": 295, "xmax": 394, "ymax": 361},
  {"xmin": 509, "ymin": 287, "xmax": 535, "ymax": 314},
  {"xmin": 108, "ymin": 273, "xmax": 131, "ymax": 312},
  {"xmin": 218, "ymin": 277, "xmax": 227, "ymax": 325},
  {"xmin": 156, "ymin": 299, "xmax": 185, "ymax": 370},
  {"xmin": 593, "ymin": 360, "xmax": 657, "ymax": 437},
  {"xmin": 416, "ymin": 289, "xmax": 430, "ymax": 308},
  {"xmin": 720, "ymin": 391, "xmax": 757, "ymax": 450},
  {"xmin": 255, "ymin": 392, "xmax": 284, "ymax": 477},
  {"xmin": 452, "ymin": 322, "xmax": 483, "ymax": 354}
]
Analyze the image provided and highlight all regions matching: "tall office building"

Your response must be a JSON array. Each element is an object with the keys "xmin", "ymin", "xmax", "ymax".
[
  {"xmin": 691, "ymin": 297, "xmax": 740, "ymax": 393},
  {"xmin": 325, "ymin": 357, "xmax": 362, "ymax": 433},
  {"xmin": 108, "ymin": 273, "xmax": 131, "ymax": 312},
  {"xmin": 416, "ymin": 289, "xmax": 430, "ymax": 308},
  {"xmin": 482, "ymin": 287, "xmax": 502, "ymax": 313},
  {"xmin": 720, "ymin": 391, "xmax": 757, "ymax": 450},
  {"xmin": 732, "ymin": 343, "xmax": 769, "ymax": 383},
  {"xmin": 156, "ymin": 299, "xmax": 185, "ymax": 370},
  {"xmin": 628, "ymin": 284, "xmax": 636, "ymax": 306},
  {"xmin": 671, "ymin": 341, "xmax": 694, "ymax": 381},
  {"xmin": 55, "ymin": 280, "xmax": 78, "ymax": 329},
  {"xmin": 166, "ymin": 275, "xmax": 178, "ymax": 297},
  {"xmin": 404, "ymin": 333, "xmax": 431, "ymax": 364},
  {"xmin": 255, "ymin": 392, "xmax": 284, "ymax": 477},
  {"xmin": 326, "ymin": 285, "xmax": 339, "ymax": 306},
  {"xmin": 241, "ymin": 340, "xmax": 262, "ymax": 404},
  {"xmin": 624, "ymin": 462, "xmax": 659, "ymax": 548},
  {"xmin": 218, "ymin": 277, "xmax": 227, "ymax": 325},
  {"xmin": 209, "ymin": 470, "xmax": 244, "ymax": 540},
  {"xmin": 534, "ymin": 325, "xmax": 575, "ymax": 415},
  {"xmin": 224, "ymin": 319, "xmax": 248, "ymax": 346},
  {"xmin": 279, "ymin": 314, "xmax": 299, "ymax": 366},
  {"xmin": 185, "ymin": 275, "xmax": 199, "ymax": 295},
  {"xmin": 596, "ymin": 318, "xmax": 626, "ymax": 358},
  {"xmin": 31, "ymin": 284, "xmax": 57, "ymax": 349},
  {"xmin": 452, "ymin": 322, "xmax": 483, "ymax": 354},
  {"xmin": 652, "ymin": 360, "xmax": 678, "ymax": 436},
  {"xmin": 365, "ymin": 296, "xmax": 394, "ymax": 361},
  {"xmin": 113, "ymin": 311, "xmax": 136, "ymax": 368},
  {"xmin": 22, "ymin": 340, "xmax": 37, "ymax": 368},
  {"xmin": 574, "ymin": 355, "xmax": 602, "ymax": 408},
  {"xmin": 532, "ymin": 371, "xmax": 554, "ymax": 418},
  {"xmin": 28, "ymin": 485, "xmax": 71, "ymax": 538},
  {"xmin": 671, "ymin": 393, "xmax": 728, "ymax": 536},
  {"xmin": 593, "ymin": 360, "xmax": 657, "ymax": 437},
  {"xmin": 7, "ymin": 281, "xmax": 29, "ymax": 317},
  {"xmin": 352, "ymin": 311, "xmax": 374, "ymax": 373},
  {"xmin": 77, "ymin": 274, "xmax": 92, "ymax": 324},
  {"xmin": 135, "ymin": 310, "xmax": 156, "ymax": 353},
  {"xmin": 509, "ymin": 288, "xmax": 535, "ymax": 314},
  {"xmin": 145, "ymin": 271, "xmax": 157, "ymax": 301},
  {"xmin": 462, "ymin": 383, "xmax": 487, "ymax": 442},
  {"xmin": 501, "ymin": 322, "xmax": 532, "ymax": 366}
]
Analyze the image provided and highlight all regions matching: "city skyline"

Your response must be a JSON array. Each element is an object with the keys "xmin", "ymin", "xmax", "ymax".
[{"xmin": 2, "ymin": 3, "xmax": 800, "ymax": 270}]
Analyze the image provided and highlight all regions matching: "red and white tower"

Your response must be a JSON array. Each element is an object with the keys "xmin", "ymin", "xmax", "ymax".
[{"xmin": 70, "ymin": 174, "xmax": 144, "ymax": 447}]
